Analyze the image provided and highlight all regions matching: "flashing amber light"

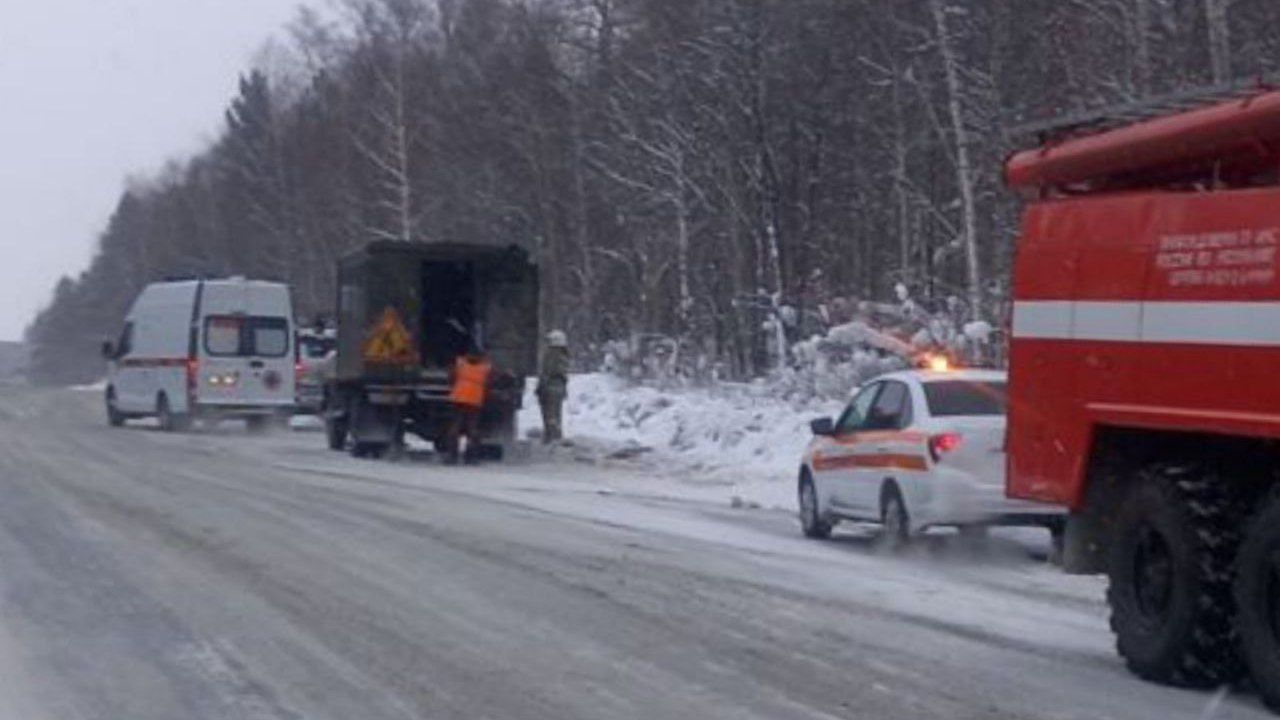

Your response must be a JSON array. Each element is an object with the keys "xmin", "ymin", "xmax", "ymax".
[{"xmin": 927, "ymin": 355, "xmax": 951, "ymax": 372}]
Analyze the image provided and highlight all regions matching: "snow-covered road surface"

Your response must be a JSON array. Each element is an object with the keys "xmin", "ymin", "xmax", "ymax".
[{"xmin": 0, "ymin": 386, "xmax": 1268, "ymax": 719}]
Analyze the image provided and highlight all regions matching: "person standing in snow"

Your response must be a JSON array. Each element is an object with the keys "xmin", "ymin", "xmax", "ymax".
[
  {"xmin": 445, "ymin": 345, "xmax": 492, "ymax": 464},
  {"xmin": 536, "ymin": 330, "xmax": 569, "ymax": 443}
]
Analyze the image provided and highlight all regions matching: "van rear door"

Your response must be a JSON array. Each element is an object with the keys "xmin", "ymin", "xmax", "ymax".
[{"xmin": 197, "ymin": 315, "xmax": 294, "ymax": 407}]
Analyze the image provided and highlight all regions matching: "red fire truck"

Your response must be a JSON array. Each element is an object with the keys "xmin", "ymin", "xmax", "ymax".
[{"xmin": 1005, "ymin": 85, "xmax": 1280, "ymax": 705}]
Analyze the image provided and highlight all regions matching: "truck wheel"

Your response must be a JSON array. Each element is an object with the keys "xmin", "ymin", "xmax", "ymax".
[
  {"xmin": 879, "ymin": 485, "xmax": 910, "ymax": 550},
  {"xmin": 1106, "ymin": 463, "xmax": 1243, "ymax": 687},
  {"xmin": 351, "ymin": 442, "xmax": 388, "ymax": 460},
  {"xmin": 325, "ymin": 415, "xmax": 349, "ymax": 451},
  {"xmin": 1234, "ymin": 488, "xmax": 1280, "ymax": 711},
  {"xmin": 106, "ymin": 388, "xmax": 125, "ymax": 427},
  {"xmin": 798, "ymin": 472, "xmax": 833, "ymax": 539}
]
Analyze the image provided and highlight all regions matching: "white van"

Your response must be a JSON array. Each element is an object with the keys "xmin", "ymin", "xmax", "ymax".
[{"xmin": 102, "ymin": 278, "xmax": 296, "ymax": 431}]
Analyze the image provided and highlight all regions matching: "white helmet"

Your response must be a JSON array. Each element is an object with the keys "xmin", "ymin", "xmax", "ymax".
[{"xmin": 547, "ymin": 329, "xmax": 567, "ymax": 348}]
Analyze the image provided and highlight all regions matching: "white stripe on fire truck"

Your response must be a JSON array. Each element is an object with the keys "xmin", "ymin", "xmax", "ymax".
[{"xmin": 1013, "ymin": 300, "xmax": 1280, "ymax": 346}]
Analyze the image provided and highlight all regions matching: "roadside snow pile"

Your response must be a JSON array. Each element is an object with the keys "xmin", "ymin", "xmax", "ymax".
[{"xmin": 521, "ymin": 374, "xmax": 842, "ymax": 510}]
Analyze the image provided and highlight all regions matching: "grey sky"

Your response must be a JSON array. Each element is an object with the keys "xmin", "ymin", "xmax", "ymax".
[{"xmin": 0, "ymin": 0, "xmax": 304, "ymax": 341}]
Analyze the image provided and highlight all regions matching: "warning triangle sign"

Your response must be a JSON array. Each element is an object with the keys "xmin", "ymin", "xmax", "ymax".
[{"xmin": 363, "ymin": 307, "xmax": 420, "ymax": 365}]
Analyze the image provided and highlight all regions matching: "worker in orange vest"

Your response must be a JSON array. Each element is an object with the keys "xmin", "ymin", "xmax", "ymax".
[{"xmin": 445, "ymin": 346, "xmax": 492, "ymax": 464}]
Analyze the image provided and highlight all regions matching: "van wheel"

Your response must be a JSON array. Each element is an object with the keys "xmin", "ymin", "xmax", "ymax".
[
  {"xmin": 879, "ymin": 486, "xmax": 910, "ymax": 550},
  {"xmin": 246, "ymin": 416, "xmax": 269, "ymax": 434},
  {"xmin": 105, "ymin": 388, "xmax": 125, "ymax": 427},
  {"xmin": 156, "ymin": 394, "xmax": 189, "ymax": 432},
  {"xmin": 1106, "ymin": 463, "xmax": 1243, "ymax": 687}
]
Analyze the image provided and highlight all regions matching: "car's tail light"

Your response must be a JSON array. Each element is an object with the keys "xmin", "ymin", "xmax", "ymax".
[
  {"xmin": 295, "ymin": 361, "xmax": 305, "ymax": 384},
  {"xmin": 928, "ymin": 433, "xmax": 963, "ymax": 462}
]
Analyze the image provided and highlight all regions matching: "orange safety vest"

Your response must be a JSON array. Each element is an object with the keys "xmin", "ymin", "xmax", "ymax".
[{"xmin": 450, "ymin": 356, "xmax": 491, "ymax": 408}]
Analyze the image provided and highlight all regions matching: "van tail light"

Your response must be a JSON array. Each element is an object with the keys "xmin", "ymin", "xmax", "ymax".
[
  {"xmin": 295, "ymin": 361, "xmax": 305, "ymax": 384},
  {"xmin": 928, "ymin": 433, "xmax": 963, "ymax": 463},
  {"xmin": 185, "ymin": 358, "xmax": 199, "ymax": 402}
]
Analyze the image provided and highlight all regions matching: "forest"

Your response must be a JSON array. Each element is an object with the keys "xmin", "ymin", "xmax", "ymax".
[{"xmin": 25, "ymin": 0, "xmax": 1280, "ymax": 385}]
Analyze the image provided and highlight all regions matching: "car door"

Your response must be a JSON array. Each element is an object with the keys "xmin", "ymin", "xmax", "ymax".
[
  {"xmin": 823, "ymin": 382, "xmax": 882, "ymax": 515},
  {"xmin": 848, "ymin": 380, "xmax": 919, "ymax": 511}
]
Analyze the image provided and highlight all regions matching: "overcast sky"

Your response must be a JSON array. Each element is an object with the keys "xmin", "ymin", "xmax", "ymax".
[{"xmin": 0, "ymin": 0, "xmax": 305, "ymax": 341}]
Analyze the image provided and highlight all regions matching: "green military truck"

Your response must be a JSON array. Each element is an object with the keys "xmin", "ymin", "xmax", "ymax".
[{"xmin": 323, "ymin": 241, "xmax": 539, "ymax": 458}]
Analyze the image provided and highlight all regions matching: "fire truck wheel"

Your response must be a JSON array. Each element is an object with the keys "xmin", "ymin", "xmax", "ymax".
[
  {"xmin": 1233, "ymin": 488, "xmax": 1280, "ymax": 711},
  {"xmin": 798, "ymin": 471, "xmax": 833, "ymax": 539},
  {"xmin": 1106, "ymin": 463, "xmax": 1244, "ymax": 687}
]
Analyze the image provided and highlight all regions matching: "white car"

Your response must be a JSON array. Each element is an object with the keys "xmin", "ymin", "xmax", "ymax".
[
  {"xmin": 797, "ymin": 368, "xmax": 1063, "ymax": 545},
  {"xmin": 103, "ymin": 278, "xmax": 297, "ymax": 431}
]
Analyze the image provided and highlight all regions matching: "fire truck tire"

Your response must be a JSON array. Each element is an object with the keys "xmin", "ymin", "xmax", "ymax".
[
  {"xmin": 1106, "ymin": 463, "xmax": 1244, "ymax": 687},
  {"xmin": 1233, "ymin": 488, "xmax": 1280, "ymax": 711},
  {"xmin": 798, "ymin": 471, "xmax": 833, "ymax": 539}
]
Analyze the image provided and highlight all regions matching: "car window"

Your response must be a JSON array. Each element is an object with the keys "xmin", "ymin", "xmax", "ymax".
[
  {"xmin": 205, "ymin": 317, "xmax": 242, "ymax": 356},
  {"xmin": 836, "ymin": 383, "xmax": 880, "ymax": 434},
  {"xmin": 299, "ymin": 336, "xmax": 335, "ymax": 359},
  {"xmin": 866, "ymin": 380, "xmax": 911, "ymax": 430},
  {"xmin": 252, "ymin": 320, "xmax": 290, "ymax": 357},
  {"xmin": 923, "ymin": 380, "xmax": 1007, "ymax": 416},
  {"xmin": 204, "ymin": 316, "xmax": 290, "ymax": 358}
]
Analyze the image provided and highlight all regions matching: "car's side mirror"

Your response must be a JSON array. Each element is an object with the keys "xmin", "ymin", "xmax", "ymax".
[
  {"xmin": 810, "ymin": 417, "xmax": 835, "ymax": 436},
  {"xmin": 101, "ymin": 341, "xmax": 116, "ymax": 360}
]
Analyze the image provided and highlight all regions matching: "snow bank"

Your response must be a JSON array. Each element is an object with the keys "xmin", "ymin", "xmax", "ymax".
[{"xmin": 521, "ymin": 374, "xmax": 842, "ymax": 510}]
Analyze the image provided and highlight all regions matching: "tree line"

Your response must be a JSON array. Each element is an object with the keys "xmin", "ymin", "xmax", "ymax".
[{"xmin": 25, "ymin": 0, "xmax": 1280, "ymax": 385}]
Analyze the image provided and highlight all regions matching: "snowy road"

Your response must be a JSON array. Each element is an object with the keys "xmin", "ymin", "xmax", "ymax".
[{"xmin": 0, "ymin": 386, "xmax": 1269, "ymax": 719}]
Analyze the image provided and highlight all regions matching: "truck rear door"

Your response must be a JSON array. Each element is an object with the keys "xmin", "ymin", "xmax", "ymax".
[{"xmin": 481, "ymin": 258, "xmax": 539, "ymax": 383}]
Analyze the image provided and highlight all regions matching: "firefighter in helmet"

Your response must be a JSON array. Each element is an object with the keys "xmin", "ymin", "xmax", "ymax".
[{"xmin": 536, "ymin": 330, "xmax": 569, "ymax": 443}]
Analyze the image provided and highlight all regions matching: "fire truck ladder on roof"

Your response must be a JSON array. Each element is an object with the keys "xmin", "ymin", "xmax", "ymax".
[{"xmin": 1009, "ymin": 75, "xmax": 1280, "ymax": 143}]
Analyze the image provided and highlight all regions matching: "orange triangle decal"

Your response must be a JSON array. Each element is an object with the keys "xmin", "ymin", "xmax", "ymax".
[{"xmin": 362, "ymin": 307, "xmax": 420, "ymax": 365}]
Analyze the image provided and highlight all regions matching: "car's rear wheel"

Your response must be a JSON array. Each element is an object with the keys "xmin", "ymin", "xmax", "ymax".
[
  {"xmin": 879, "ymin": 486, "xmax": 910, "ymax": 550},
  {"xmin": 798, "ymin": 472, "xmax": 833, "ymax": 539}
]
